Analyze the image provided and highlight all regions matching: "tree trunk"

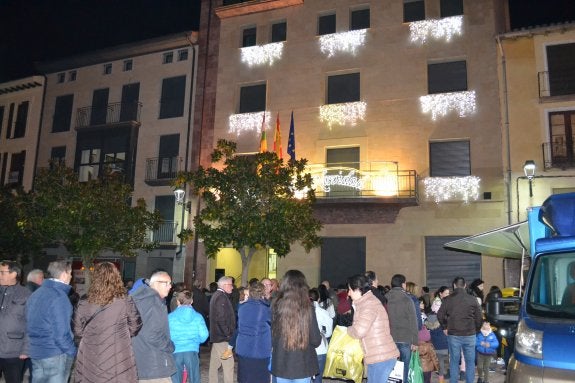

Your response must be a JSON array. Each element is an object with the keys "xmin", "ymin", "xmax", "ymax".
[{"xmin": 239, "ymin": 246, "xmax": 255, "ymax": 286}]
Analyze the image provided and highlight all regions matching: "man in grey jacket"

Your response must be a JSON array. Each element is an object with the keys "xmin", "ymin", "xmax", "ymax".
[
  {"xmin": 131, "ymin": 270, "xmax": 176, "ymax": 383},
  {"xmin": 385, "ymin": 274, "xmax": 419, "ymax": 383},
  {"xmin": 0, "ymin": 260, "xmax": 31, "ymax": 383}
]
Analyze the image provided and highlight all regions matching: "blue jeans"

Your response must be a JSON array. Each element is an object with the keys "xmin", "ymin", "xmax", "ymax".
[
  {"xmin": 172, "ymin": 351, "xmax": 200, "ymax": 383},
  {"xmin": 275, "ymin": 377, "xmax": 311, "ymax": 383},
  {"xmin": 313, "ymin": 354, "xmax": 326, "ymax": 383},
  {"xmin": 31, "ymin": 354, "xmax": 74, "ymax": 383},
  {"xmin": 447, "ymin": 335, "xmax": 476, "ymax": 383},
  {"xmin": 395, "ymin": 342, "xmax": 411, "ymax": 383},
  {"xmin": 367, "ymin": 358, "xmax": 396, "ymax": 383}
]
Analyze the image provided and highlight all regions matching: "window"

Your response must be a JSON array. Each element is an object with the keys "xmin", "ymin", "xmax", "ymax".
[
  {"xmin": 239, "ymin": 84, "xmax": 266, "ymax": 113},
  {"xmin": 242, "ymin": 27, "xmax": 257, "ymax": 47},
  {"xmin": 163, "ymin": 52, "xmax": 173, "ymax": 64},
  {"xmin": 123, "ymin": 59, "xmax": 133, "ymax": 71},
  {"xmin": 52, "ymin": 94, "xmax": 74, "ymax": 132},
  {"xmin": 68, "ymin": 71, "xmax": 77, "ymax": 81},
  {"xmin": 159, "ymin": 75, "xmax": 186, "ymax": 119},
  {"xmin": 318, "ymin": 14, "xmax": 336, "ymax": 35},
  {"xmin": 57, "ymin": 73, "xmax": 65, "ymax": 83},
  {"xmin": 429, "ymin": 140, "xmax": 470, "ymax": 177},
  {"xmin": 425, "ymin": 236, "xmax": 480, "ymax": 289},
  {"xmin": 271, "ymin": 21, "xmax": 287, "ymax": 42},
  {"xmin": 103, "ymin": 63, "xmax": 112, "ymax": 75},
  {"xmin": 548, "ymin": 111, "xmax": 575, "ymax": 167},
  {"xmin": 427, "ymin": 60, "xmax": 467, "ymax": 94},
  {"xmin": 50, "ymin": 146, "xmax": 66, "ymax": 166},
  {"xmin": 404, "ymin": 0, "xmax": 425, "ymax": 22},
  {"xmin": 326, "ymin": 147, "xmax": 360, "ymax": 197},
  {"xmin": 178, "ymin": 49, "xmax": 188, "ymax": 61},
  {"xmin": 546, "ymin": 43, "xmax": 575, "ymax": 97},
  {"xmin": 327, "ymin": 73, "xmax": 360, "ymax": 104},
  {"xmin": 8, "ymin": 151, "xmax": 26, "ymax": 185},
  {"xmin": 5, "ymin": 104, "xmax": 14, "ymax": 139},
  {"xmin": 12, "ymin": 101, "xmax": 28, "ymax": 139},
  {"xmin": 350, "ymin": 8, "xmax": 370, "ymax": 30},
  {"xmin": 157, "ymin": 134, "xmax": 180, "ymax": 179},
  {"xmin": 0, "ymin": 106, "xmax": 4, "ymax": 137},
  {"xmin": 78, "ymin": 148, "xmax": 101, "ymax": 181},
  {"xmin": 440, "ymin": 0, "xmax": 463, "ymax": 17}
]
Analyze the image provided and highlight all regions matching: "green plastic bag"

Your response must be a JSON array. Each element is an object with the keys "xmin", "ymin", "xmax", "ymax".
[
  {"xmin": 323, "ymin": 326, "xmax": 364, "ymax": 383},
  {"xmin": 408, "ymin": 351, "xmax": 424, "ymax": 383}
]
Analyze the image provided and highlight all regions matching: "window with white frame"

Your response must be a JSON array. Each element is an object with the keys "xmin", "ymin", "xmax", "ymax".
[
  {"xmin": 178, "ymin": 49, "xmax": 188, "ymax": 61},
  {"xmin": 103, "ymin": 63, "xmax": 112, "ymax": 75},
  {"xmin": 123, "ymin": 59, "xmax": 133, "ymax": 71},
  {"xmin": 163, "ymin": 52, "xmax": 174, "ymax": 64}
]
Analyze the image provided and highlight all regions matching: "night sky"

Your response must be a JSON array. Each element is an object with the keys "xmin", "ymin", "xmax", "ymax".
[{"xmin": 0, "ymin": 0, "xmax": 573, "ymax": 82}]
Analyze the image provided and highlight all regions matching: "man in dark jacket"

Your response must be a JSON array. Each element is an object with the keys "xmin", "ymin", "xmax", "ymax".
[
  {"xmin": 0, "ymin": 260, "xmax": 31, "ymax": 383},
  {"xmin": 208, "ymin": 276, "xmax": 236, "ymax": 383},
  {"xmin": 438, "ymin": 276, "xmax": 483, "ymax": 383},
  {"xmin": 131, "ymin": 270, "xmax": 176, "ymax": 382}
]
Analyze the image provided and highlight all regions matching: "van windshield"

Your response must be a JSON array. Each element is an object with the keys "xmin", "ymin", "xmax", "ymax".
[{"xmin": 526, "ymin": 252, "xmax": 575, "ymax": 319}]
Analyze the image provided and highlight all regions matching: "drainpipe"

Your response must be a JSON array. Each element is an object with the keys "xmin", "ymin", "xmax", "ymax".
[
  {"xmin": 497, "ymin": 36, "xmax": 513, "ymax": 224},
  {"xmin": 32, "ymin": 75, "xmax": 48, "ymax": 190}
]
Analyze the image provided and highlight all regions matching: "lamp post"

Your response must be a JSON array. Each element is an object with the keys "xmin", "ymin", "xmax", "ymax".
[{"xmin": 523, "ymin": 160, "xmax": 536, "ymax": 198}]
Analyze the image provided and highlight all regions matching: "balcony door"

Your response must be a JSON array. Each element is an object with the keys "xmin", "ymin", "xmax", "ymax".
[
  {"xmin": 90, "ymin": 88, "xmax": 109, "ymax": 126},
  {"xmin": 120, "ymin": 83, "xmax": 140, "ymax": 122},
  {"xmin": 158, "ymin": 134, "xmax": 180, "ymax": 180},
  {"xmin": 154, "ymin": 195, "xmax": 176, "ymax": 243},
  {"xmin": 549, "ymin": 111, "xmax": 575, "ymax": 167},
  {"xmin": 326, "ymin": 147, "xmax": 360, "ymax": 197}
]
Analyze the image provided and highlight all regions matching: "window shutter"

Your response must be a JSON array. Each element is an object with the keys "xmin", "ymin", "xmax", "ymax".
[
  {"xmin": 430, "ymin": 140, "xmax": 470, "ymax": 177},
  {"xmin": 425, "ymin": 236, "xmax": 481, "ymax": 290}
]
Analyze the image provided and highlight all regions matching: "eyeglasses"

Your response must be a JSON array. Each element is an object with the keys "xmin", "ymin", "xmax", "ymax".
[{"xmin": 154, "ymin": 281, "xmax": 172, "ymax": 286}]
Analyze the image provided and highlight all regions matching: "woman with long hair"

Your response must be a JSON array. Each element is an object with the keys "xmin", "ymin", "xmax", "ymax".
[
  {"xmin": 236, "ymin": 282, "xmax": 272, "ymax": 383},
  {"xmin": 73, "ymin": 262, "xmax": 142, "ymax": 383},
  {"xmin": 271, "ymin": 270, "xmax": 322, "ymax": 383},
  {"xmin": 346, "ymin": 274, "xmax": 399, "ymax": 383}
]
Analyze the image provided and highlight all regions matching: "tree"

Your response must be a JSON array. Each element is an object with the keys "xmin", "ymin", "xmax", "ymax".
[
  {"xmin": 178, "ymin": 139, "xmax": 322, "ymax": 286},
  {"xmin": 30, "ymin": 164, "xmax": 162, "ymax": 281}
]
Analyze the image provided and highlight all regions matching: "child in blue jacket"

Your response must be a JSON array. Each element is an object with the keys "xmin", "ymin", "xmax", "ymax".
[
  {"xmin": 169, "ymin": 290, "xmax": 209, "ymax": 383},
  {"xmin": 476, "ymin": 321, "xmax": 499, "ymax": 383}
]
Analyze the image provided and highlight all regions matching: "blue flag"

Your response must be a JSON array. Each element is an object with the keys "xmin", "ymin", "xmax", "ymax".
[{"xmin": 287, "ymin": 111, "xmax": 295, "ymax": 161}]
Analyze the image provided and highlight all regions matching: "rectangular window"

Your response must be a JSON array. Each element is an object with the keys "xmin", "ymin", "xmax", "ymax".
[
  {"xmin": 350, "ymin": 8, "xmax": 370, "ymax": 30},
  {"xmin": 429, "ymin": 140, "xmax": 470, "ymax": 177},
  {"xmin": 163, "ymin": 52, "xmax": 174, "ymax": 64},
  {"xmin": 57, "ymin": 73, "xmax": 65, "ymax": 83},
  {"xmin": 123, "ymin": 59, "xmax": 133, "ymax": 71},
  {"xmin": 326, "ymin": 147, "xmax": 360, "ymax": 197},
  {"xmin": 546, "ymin": 43, "xmax": 575, "ymax": 97},
  {"xmin": 548, "ymin": 111, "xmax": 575, "ymax": 168},
  {"xmin": 428, "ymin": 60, "xmax": 467, "ymax": 94},
  {"xmin": 440, "ymin": 0, "xmax": 463, "ymax": 17},
  {"xmin": 68, "ymin": 71, "xmax": 77, "ymax": 81},
  {"xmin": 404, "ymin": 0, "xmax": 425, "ymax": 22},
  {"xmin": 0, "ymin": 106, "xmax": 4, "ymax": 138},
  {"xmin": 52, "ymin": 94, "xmax": 74, "ymax": 132},
  {"xmin": 103, "ymin": 63, "xmax": 112, "ymax": 75},
  {"xmin": 318, "ymin": 14, "xmax": 336, "ymax": 35},
  {"xmin": 271, "ymin": 21, "xmax": 287, "ymax": 43},
  {"xmin": 6, "ymin": 104, "xmax": 14, "ymax": 139},
  {"xmin": 327, "ymin": 73, "xmax": 360, "ymax": 104},
  {"xmin": 239, "ymin": 84, "xmax": 266, "ymax": 114},
  {"xmin": 50, "ymin": 146, "xmax": 66, "ymax": 166},
  {"xmin": 12, "ymin": 101, "xmax": 28, "ymax": 138},
  {"xmin": 157, "ymin": 134, "xmax": 180, "ymax": 179},
  {"xmin": 425, "ymin": 236, "xmax": 480, "ymax": 289},
  {"xmin": 8, "ymin": 151, "xmax": 26, "ymax": 185},
  {"xmin": 178, "ymin": 49, "xmax": 188, "ymax": 61},
  {"xmin": 159, "ymin": 75, "xmax": 186, "ymax": 119},
  {"xmin": 242, "ymin": 27, "xmax": 257, "ymax": 47},
  {"xmin": 78, "ymin": 148, "xmax": 101, "ymax": 182}
]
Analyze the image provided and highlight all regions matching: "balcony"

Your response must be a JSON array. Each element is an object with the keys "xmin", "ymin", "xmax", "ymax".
[
  {"xmin": 150, "ymin": 221, "xmax": 179, "ymax": 246},
  {"xmin": 144, "ymin": 157, "xmax": 182, "ymax": 186},
  {"xmin": 542, "ymin": 141, "xmax": 575, "ymax": 169},
  {"xmin": 305, "ymin": 161, "xmax": 417, "ymax": 201},
  {"xmin": 538, "ymin": 71, "xmax": 575, "ymax": 99},
  {"xmin": 76, "ymin": 102, "xmax": 142, "ymax": 129}
]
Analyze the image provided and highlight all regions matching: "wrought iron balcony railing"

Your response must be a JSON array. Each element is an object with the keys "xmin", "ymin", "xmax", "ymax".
[
  {"xmin": 150, "ymin": 221, "xmax": 179, "ymax": 245},
  {"xmin": 305, "ymin": 161, "xmax": 417, "ymax": 199},
  {"xmin": 76, "ymin": 102, "xmax": 142, "ymax": 128},
  {"xmin": 542, "ymin": 140, "xmax": 575, "ymax": 169},
  {"xmin": 145, "ymin": 157, "xmax": 182, "ymax": 184},
  {"xmin": 538, "ymin": 71, "xmax": 575, "ymax": 98}
]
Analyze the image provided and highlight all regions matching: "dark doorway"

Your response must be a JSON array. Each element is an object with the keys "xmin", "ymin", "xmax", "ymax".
[{"xmin": 320, "ymin": 237, "xmax": 366, "ymax": 288}]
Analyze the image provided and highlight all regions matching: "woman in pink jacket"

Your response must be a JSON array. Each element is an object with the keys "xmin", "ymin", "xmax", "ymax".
[{"xmin": 347, "ymin": 274, "xmax": 400, "ymax": 383}]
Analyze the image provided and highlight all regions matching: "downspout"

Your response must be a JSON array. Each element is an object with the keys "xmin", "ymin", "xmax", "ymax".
[
  {"xmin": 32, "ymin": 75, "xmax": 48, "ymax": 190},
  {"xmin": 497, "ymin": 36, "xmax": 513, "ymax": 224}
]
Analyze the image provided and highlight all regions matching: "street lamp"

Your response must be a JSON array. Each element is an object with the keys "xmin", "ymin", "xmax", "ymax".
[
  {"xmin": 174, "ymin": 188, "xmax": 185, "ymax": 203},
  {"xmin": 523, "ymin": 160, "xmax": 536, "ymax": 197}
]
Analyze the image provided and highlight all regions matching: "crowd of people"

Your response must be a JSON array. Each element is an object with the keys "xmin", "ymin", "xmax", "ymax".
[{"xmin": 0, "ymin": 259, "xmax": 504, "ymax": 383}]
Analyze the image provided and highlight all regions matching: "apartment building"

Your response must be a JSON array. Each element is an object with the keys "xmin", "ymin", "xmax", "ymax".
[
  {"xmin": 35, "ymin": 33, "xmax": 198, "ymax": 282},
  {"xmin": 0, "ymin": 76, "xmax": 45, "ymax": 190},
  {"xmin": 200, "ymin": 0, "xmax": 510, "ymax": 289}
]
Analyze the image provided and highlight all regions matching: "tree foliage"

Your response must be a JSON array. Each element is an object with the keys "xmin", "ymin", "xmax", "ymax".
[{"xmin": 178, "ymin": 139, "xmax": 322, "ymax": 285}]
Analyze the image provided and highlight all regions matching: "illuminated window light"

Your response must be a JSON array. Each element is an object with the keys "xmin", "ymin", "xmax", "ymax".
[
  {"xmin": 319, "ymin": 101, "xmax": 367, "ymax": 127},
  {"xmin": 240, "ymin": 42, "xmax": 284, "ymax": 66},
  {"xmin": 420, "ymin": 91, "xmax": 476, "ymax": 120},
  {"xmin": 228, "ymin": 111, "xmax": 270, "ymax": 135},
  {"xmin": 319, "ymin": 29, "xmax": 367, "ymax": 57},
  {"xmin": 409, "ymin": 16, "xmax": 463, "ymax": 44},
  {"xmin": 423, "ymin": 176, "xmax": 480, "ymax": 203}
]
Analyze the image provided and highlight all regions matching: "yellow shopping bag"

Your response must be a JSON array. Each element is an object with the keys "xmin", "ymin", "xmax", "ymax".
[{"xmin": 323, "ymin": 326, "xmax": 364, "ymax": 383}]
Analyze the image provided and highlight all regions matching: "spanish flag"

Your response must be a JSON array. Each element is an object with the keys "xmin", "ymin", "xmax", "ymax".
[{"xmin": 274, "ymin": 113, "xmax": 283, "ymax": 159}]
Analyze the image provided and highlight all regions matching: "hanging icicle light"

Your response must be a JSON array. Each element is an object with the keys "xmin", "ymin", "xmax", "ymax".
[
  {"xmin": 423, "ymin": 176, "xmax": 481, "ymax": 203},
  {"xmin": 319, "ymin": 101, "xmax": 367, "ymax": 127},
  {"xmin": 228, "ymin": 111, "xmax": 270, "ymax": 135},
  {"xmin": 319, "ymin": 29, "xmax": 367, "ymax": 57},
  {"xmin": 420, "ymin": 91, "xmax": 476, "ymax": 120},
  {"xmin": 240, "ymin": 42, "xmax": 284, "ymax": 66},
  {"xmin": 409, "ymin": 16, "xmax": 463, "ymax": 44}
]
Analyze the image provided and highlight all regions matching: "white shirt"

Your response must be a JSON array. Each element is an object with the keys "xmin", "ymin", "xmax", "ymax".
[{"xmin": 313, "ymin": 301, "xmax": 334, "ymax": 355}]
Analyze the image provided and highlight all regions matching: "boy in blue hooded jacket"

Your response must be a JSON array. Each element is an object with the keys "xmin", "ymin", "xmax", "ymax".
[{"xmin": 475, "ymin": 321, "xmax": 499, "ymax": 383}]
